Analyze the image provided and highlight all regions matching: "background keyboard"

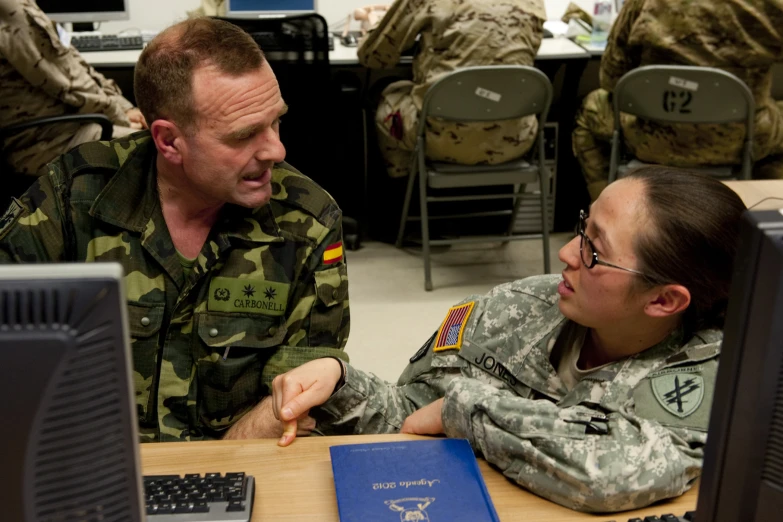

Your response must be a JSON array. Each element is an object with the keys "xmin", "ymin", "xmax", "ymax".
[
  {"xmin": 144, "ymin": 472, "xmax": 255, "ymax": 522},
  {"xmin": 72, "ymin": 34, "xmax": 144, "ymax": 52}
]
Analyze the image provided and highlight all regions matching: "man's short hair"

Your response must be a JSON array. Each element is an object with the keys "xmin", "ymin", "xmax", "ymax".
[{"xmin": 134, "ymin": 18, "xmax": 266, "ymax": 131}]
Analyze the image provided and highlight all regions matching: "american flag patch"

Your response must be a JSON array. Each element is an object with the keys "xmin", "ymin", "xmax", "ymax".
[{"xmin": 433, "ymin": 302, "xmax": 475, "ymax": 352}]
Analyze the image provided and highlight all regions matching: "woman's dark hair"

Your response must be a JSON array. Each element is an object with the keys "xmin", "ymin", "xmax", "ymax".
[{"xmin": 625, "ymin": 167, "xmax": 747, "ymax": 333}]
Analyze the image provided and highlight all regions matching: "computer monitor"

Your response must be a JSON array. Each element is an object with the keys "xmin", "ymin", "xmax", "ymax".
[
  {"xmin": 0, "ymin": 263, "xmax": 144, "ymax": 522},
  {"xmin": 36, "ymin": 0, "xmax": 130, "ymax": 23},
  {"xmin": 696, "ymin": 209, "xmax": 783, "ymax": 521},
  {"xmin": 227, "ymin": 0, "xmax": 317, "ymax": 17}
]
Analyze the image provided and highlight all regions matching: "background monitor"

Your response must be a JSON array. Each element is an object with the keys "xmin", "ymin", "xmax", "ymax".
[
  {"xmin": 696, "ymin": 209, "xmax": 783, "ymax": 521},
  {"xmin": 0, "ymin": 263, "xmax": 144, "ymax": 522},
  {"xmin": 227, "ymin": 0, "xmax": 317, "ymax": 16},
  {"xmin": 36, "ymin": 0, "xmax": 129, "ymax": 23}
]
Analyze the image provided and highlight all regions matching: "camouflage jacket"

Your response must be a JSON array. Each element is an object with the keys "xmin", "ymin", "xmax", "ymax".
[
  {"xmin": 0, "ymin": 0, "xmax": 134, "ymax": 174},
  {"xmin": 0, "ymin": 132, "xmax": 350, "ymax": 442},
  {"xmin": 357, "ymin": 0, "xmax": 547, "ymax": 92},
  {"xmin": 601, "ymin": 0, "xmax": 783, "ymax": 162},
  {"xmin": 314, "ymin": 275, "xmax": 719, "ymax": 513}
]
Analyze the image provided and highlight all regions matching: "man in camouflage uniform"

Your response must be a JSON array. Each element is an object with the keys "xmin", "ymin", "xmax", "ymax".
[
  {"xmin": 0, "ymin": 18, "xmax": 350, "ymax": 442},
  {"xmin": 358, "ymin": 0, "xmax": 547, "ymax": 177},
  {"xmin": 0, "ymin": 0, "xmax": 144, "ymax": 175},
  {"xmin": 308, "ymin": 274, "xmax": 717, "ymax": 512},
  {"xmin": 574, "ymin": 0, "xmax": 783, "ymax": 201}
]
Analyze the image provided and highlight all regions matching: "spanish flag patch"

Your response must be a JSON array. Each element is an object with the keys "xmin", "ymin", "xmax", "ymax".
[
  {"xmin": 323, "ymin": 241, "xmax": 344, "ymax": 265},
  {"xmin": 433, "ymin": 301, "xmax": 475, "ymax": 352}
]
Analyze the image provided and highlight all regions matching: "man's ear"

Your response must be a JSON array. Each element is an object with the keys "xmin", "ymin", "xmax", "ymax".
[
  {"xmin": 150, "ymin": 120, "xmax": 185, "ymax": 166},
  {"xmin": 645, "ymin": 284, "xmax": 691, "ymax": 318}
]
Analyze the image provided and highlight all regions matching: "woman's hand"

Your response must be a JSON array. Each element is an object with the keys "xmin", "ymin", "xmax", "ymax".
[{"xmin": 272, "ymin": 357, "xmax": 343, "ymax": 446}]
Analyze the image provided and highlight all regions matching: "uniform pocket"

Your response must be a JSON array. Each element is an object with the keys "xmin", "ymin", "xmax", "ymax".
[
  {"xmin": 195, "ymin": 312, "xmax": 287, "ymax": 432},
  {"xmin": 127, "ymin": 302, "xmax": 164, "ymax": 427},
  {"xmin": 310, "ymin": 263, "xmax": 349, "ymax": 346}
]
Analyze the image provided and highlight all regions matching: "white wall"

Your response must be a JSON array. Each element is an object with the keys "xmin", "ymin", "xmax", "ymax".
[{"xmin": 98, "ymin": 0, "xmax": 597, "ymax": 34}]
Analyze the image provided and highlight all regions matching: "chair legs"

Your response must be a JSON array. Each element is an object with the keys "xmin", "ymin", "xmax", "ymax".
[
  {"xmin": 418, "ymin": 156, "xmax": 433, "ymax": 291},
  {"xmin": 395, "ymin": 164, "xmax": 418, "ymax": 248}
]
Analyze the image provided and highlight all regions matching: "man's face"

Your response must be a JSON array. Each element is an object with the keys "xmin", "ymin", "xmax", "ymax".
[{"xmin": 179, "ymin": 62, "xmax": 287, "ymax": 209}]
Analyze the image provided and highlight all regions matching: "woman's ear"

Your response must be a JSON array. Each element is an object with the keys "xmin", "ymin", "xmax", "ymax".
[{"xmin": 645, "ymin": 284, "xmax": 691, "ymax": 318}]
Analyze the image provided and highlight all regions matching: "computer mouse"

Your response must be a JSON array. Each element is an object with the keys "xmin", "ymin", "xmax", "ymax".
[{"xmin": 341, "ymin": 33, "xmax": 359, "ymax": 47}]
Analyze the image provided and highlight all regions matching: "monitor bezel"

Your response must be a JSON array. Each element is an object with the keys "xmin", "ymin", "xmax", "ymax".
[
  {"xmin": 39, "ymin": 1, "xmax": 130, "ymax": 23},
  {"xmin": 226, "ymin": 0, "xmax": 318, "ymax": 17}
]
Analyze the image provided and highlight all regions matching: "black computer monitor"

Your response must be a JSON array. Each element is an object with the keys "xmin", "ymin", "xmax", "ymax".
[
  {"xmin": 0, "ymin": 263, "xmax": 143, "ymax": 522},
  {"xmin": 227, "ymin": 0, "xmax": 317, "ymax": 17},
  {"xmin": 696, "ymin": 209, "xmax": 783, "ymax": 521},
  {"xmin": 36, "ymin": 0, "xmax": 129, "ymax": 24}
]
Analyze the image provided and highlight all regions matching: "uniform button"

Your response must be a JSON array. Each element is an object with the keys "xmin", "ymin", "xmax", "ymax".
[
  {"xmin": 140, "ymin": 317, "xmax": 151, "ymax": 327},
  {"xmin": 209, "ymin": 328, "xmax": 219, "ymax": 337},
  {"xmin": 332, "ymin": 289, "xmax": 340, "ymax": 300},
  {"xmin": 268, "ymin": 327, "xmax": 278, "ymax": 336}
]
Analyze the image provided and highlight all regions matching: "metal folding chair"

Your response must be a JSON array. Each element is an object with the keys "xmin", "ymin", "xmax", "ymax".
[
  {"xmin": 609, "ymin": 65, "xmax": 755, "ymax": 182},
  {"xmin": 395, "ymin": 66, "xmax": 553, "ymax": 291}
]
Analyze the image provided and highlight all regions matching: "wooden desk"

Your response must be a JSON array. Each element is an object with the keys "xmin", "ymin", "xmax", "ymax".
[
  {"xmin": 724, "ymin": 180, "xmax": 783, "ymax": 209},
  {"xmin": 140, "ymin": 434, "xmax": 698, "ymax": 522}
]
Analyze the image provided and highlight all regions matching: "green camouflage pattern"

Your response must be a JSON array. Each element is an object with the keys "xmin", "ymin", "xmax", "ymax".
[
  {"xmin": 0, "ymin": 131, "xmax": 350, "ymax": 442},
  {"xmin": 0, "ymin": 0, "xmax": 134, "ymax": 174},
  {"xmin": 314, "ymin": 275, "xmax": 719, "ymax": 513},
  {"xmin": 357, "ymin": 0, "xmax": 547, "ymax": 177},
  {"xmin": 574, "ymin": 0, "xmax": 783, "ymax": 199}
]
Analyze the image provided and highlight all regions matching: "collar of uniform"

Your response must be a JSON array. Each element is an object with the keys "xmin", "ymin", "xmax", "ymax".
[
  {"xmin": 560, "ymin": 326, "xmax": 689, "ymax": 410},
  {"xmin": 219, "ymin": 202, "xmax": 284, "ymax": 244},
  {"xmin": 89, "ymin": 132, "xmax": 160, "ymax": 233}
]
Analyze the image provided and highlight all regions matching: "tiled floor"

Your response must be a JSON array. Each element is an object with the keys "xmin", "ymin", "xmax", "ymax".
[{"xmin": 342, "ymin": 234, "xmax": 571, "ymax": 382}]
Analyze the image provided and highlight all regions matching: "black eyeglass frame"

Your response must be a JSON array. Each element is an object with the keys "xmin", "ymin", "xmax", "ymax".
[{"xmin": 577, "ymin": 210, "xmax": 663, "ymax": 283}]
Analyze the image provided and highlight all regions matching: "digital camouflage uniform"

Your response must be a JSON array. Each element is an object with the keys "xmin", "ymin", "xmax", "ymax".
[
  {"xmin": 0, "ymin": 132, "xmax": 350, "ymax": 442},
  {"xmin": 314, "ymin": 275, "xmax": 718, "ymax": 513},
  {"xmin": 358, "ymin": 0, "xmax": 547, "ymax": 177},
  {"xmin": 574, "ymin": 0, "xmax": 783, "ymax": 200},
  {"xmin": 0, "ymin": 0, "xmax": 135, "ymax": 175}
]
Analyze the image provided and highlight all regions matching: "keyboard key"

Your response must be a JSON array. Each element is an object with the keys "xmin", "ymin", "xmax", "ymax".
[
  {"xmin": 184, "ymin": 473, "xmax": 200, "ymax": 479},
  {"xmin": 684, "ymin": 511, "xmax": 696, "ymax": 521},
  {"xmin": 193, "ymin": 500, "xmax": 210, "ymax": 513},
  {"xmin": 205, "ymin": 472, "xmax": 222, "ymax": 479},
  {"xmin": 644, "ymin": 517, "xmax": 661, "ymax": 522},
  {"xmin": 661, "ymin": 515, "xmax": 679, "ymax": 522},
  {"xmin": 173, "ymin": 501, "xmax": 193, "ymax": 513},
  {"xmin": 227, "ymin": 499, "xmax": 246, "ymax": 512}
]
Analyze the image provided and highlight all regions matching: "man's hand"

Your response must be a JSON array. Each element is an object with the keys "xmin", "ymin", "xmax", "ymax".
[
  {"xmin": 126, "ymin": 107, "xmax": 148, "ymax": 130},
  {"xmin": 223, "ymin": 396, "xmax": 315, "ymax": 440},
  {"xmin": 272, "ymin": 358, "xmax": 343, "ymax": 447},
  {"xmin": 400, "ymin": 398, "xmax": 445, "ymax": 436}
]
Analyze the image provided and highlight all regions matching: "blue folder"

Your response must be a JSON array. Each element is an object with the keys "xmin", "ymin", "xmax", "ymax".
[{"xmin": 330, "ymin": 439, "xmax": 500, "ymax": 522}]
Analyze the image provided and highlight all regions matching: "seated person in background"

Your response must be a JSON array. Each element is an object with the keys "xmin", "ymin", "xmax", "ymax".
[
  {"xmin": 0, "ymin": 0, "xmax": 145, "ymax": 175},
  {"xmin": 0, "ymin": 18, "xmax": 349, "ymax": 442},
  {"xmin": 188, "ymin": 0, "xmax": 226, "ymax": 18},
  {"xmin": 358, "ymin": 0, "xmax": 547, "ymax": 178},
  {"xmin": 574, "ymin": 0, "xmax": 783, "ymax": 201},
  {"xmin": 272, "ymin": 167, "xmax": 746, "ymax": 513}
]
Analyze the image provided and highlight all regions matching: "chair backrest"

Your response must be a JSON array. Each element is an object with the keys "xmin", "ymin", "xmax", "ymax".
[
  {"xmin": 417, "ymin": 66, "xmax": 553, "ymax": 137},
  {"xmin": 612, "ymin": 65, "xmax": 755, "ymax": 142}
]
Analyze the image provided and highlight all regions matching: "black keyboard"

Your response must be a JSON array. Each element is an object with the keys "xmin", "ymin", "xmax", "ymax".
[
  {"xmin": 143, "ymin": 472, "xmax": 255, "ymax": 522},
  {"xmin": 72, "ymin": 34, "xmax": 144, "ymax": 52},
  {"xmin": 608, "ymin": 511, "xmax": 696, "ymax": 522}
]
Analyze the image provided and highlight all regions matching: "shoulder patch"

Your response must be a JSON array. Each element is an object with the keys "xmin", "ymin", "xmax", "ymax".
[
  {"xmin": 633, "ymin": 359, "xmax": 717, "ymax": 431},
  {"xmin": 0, "ymin": 199, "xmax": 25, "ymax": 240},
  {"xmin": 650, "ymin": 371, "xmax": 705, "ymax": 419},
  {"xmin": 410, "ymin": 332, "xmax": 437, "ymax": 363},
  {"xmin": 433, "ymin": 302, "xmax": 475, "ymax": 352}
]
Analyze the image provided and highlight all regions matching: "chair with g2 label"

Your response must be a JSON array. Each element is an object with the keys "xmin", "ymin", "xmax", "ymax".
[
  {"xmin": 608, "ymin": 65, "xmax": 755, "ymax": 182},
  {"xmin": 395, "ymin": 66, "xmax": 553, "ymax": 291}
]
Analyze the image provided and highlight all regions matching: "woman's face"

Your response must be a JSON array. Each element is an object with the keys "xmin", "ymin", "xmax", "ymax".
[{"xmin": 557, "ymin": 179, "xmax": 654, "ymax": 329}]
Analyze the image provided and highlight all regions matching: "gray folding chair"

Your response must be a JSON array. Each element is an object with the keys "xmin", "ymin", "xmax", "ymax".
[
  {"xmin": 395, "ymin": 65, "xmax": 552, "ymax": 291},
  {"xmin": 609, "ymin": 65, "xmax": 755, "ymax": 183}
]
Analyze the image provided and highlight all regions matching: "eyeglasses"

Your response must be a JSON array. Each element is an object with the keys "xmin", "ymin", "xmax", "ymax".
[{"xmin": 576, "ymin": 210, "xmax": 660, "ymax": 282}]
